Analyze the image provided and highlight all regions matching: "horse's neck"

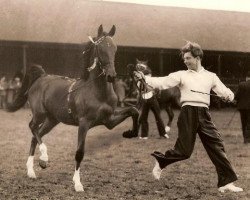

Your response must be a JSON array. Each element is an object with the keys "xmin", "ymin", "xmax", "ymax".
[{"xmin": 88, "ymin": 72, "xmax": 113, "ymax": 95}]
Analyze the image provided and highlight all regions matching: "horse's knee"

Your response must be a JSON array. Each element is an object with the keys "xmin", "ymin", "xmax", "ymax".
[{"xmin": 29, "ymin": 120, "xmax": 40, "ymax": 134}]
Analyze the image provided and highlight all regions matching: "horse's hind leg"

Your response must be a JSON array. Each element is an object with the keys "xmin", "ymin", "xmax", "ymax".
[
  {"xmin": 164, "ymin": 104, "xmax": 174, "ymax": 133},
  {"xmin": 73, "ymin": 118, "xmax": 89, "ymax": 192},
  {"xmin": 26, "ymin": 116, "xmax": 58, "ymax": 178}
]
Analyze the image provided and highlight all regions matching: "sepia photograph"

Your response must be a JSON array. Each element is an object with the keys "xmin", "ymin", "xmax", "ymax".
[{"xmin": 0, "ymin": 0, "xmax": 249, "ymax": 199}]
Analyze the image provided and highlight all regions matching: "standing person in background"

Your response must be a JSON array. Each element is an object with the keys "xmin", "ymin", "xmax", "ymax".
[
  {"xmin": 0, "ymin": 76, "xmax": 9, "ymax": 109},
  {"xmin": 134, "ymin": 41, "xmax": 243, "ymax": 193},
  {"xmin": 130, "ymin": 62, "xmax": 169, "ymax": 139},
  {"xmin": 12, "ymin": 77, "xmax": 22, "ymax": 100},
  {"xmin": 235, "ymin": 71, "xmax": 250, "ymax": 144}
]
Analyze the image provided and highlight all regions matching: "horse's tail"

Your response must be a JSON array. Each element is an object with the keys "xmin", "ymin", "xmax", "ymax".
[{"xmin": 5, "ymin": 64, "xmax": 46, "ymax": 112}]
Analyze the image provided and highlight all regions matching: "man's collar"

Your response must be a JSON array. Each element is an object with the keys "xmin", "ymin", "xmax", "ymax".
[{"xmin": 187, "ymin": 66, "xmax": 205, "ymax": 73}]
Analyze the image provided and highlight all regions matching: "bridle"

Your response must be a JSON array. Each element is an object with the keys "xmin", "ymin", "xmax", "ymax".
[
  {"xmin": 83, "ymin": 35, "xmax": 113, "ymax": 76},
  {"xmin": 67, "ymin": 35, "xmax": 114, "ymax": 95}
]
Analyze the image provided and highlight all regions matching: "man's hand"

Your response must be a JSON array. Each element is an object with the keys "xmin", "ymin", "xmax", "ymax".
[
  {"xmin": 221, "ymin": 93, "xmax": 234, "ymax": 103},
  {"xmin": 133, "ymin": 71, "xmax": 145, "ymax": 81}
]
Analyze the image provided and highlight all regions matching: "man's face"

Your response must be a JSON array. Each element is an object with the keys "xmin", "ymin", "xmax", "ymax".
[{"xmin": 183, "ymin": 52, "xmax": 199, "ymax": 71}]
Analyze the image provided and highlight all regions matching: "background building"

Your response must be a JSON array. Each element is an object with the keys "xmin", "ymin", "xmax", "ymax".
[{"xmin": 0, "ymin": 0, "xmax": 250, "ymax": 90}]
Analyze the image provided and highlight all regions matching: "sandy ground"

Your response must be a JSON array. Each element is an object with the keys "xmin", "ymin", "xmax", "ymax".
[{"xmin": 0, "ymin": 108, "xmax": 249, "ymax": 200}]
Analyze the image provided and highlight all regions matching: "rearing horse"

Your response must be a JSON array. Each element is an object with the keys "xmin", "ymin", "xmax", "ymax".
[{"xmin": 6, "ymin": 25, "xmax": 139, "ymax": 192}]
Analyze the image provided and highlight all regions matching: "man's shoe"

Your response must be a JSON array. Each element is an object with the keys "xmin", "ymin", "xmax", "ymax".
[
  {"xmin": 139, "ymin": 136, "xmax": 148, "ymax": 140},
  {"xmin": 218, "ymin": 183, "xmax": 243, "ymax": 193},
  {"xmin": 160, "ymin": 132, "xmax": 169, "ymax": 139},
  {"xmin": 151, "ymin": 151, "xmax": 168, "ymax": 168}
]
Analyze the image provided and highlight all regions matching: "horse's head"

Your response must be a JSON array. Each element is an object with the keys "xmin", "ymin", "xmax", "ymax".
[
  {"xmin": 84, "ymin": 25, "xmax": 117, "ymax": 82},
  {"xmin": 135, "ymin": 59, "xmax": 151, "ymax": 75}
]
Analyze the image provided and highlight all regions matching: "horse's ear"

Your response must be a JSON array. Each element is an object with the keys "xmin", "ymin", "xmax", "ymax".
[
  {"xmin": 98, "ymin": 25, "xmax": 103, "ymax": 37},
  {"xmin": 108, "ymin": 25, "xmax": 116, "ymax": 37}
]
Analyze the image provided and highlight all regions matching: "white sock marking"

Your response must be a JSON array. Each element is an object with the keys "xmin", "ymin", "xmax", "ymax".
[
  {"xmin": 26, "ymin": 156, "xmax": 36, "ymax": 178},
  {"xmin": 73, "ymin": 168, "xmax": 84, "ymax": 192},
  {"xmin": 165, "ymin": 126, "xmax": 171, "ymax": 133},
  {"xmin": 39, "ymin": 143, "xmax": 48, "ymax": 162}
]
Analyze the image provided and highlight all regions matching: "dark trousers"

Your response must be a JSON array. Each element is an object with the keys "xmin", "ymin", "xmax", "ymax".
[
  {"xmin": 139, "ymin": 96, "xmax": 166, "ymax": 137},
  {"xmin": 160, "ymin": 106, "xmax": 237, "ymax": 187},
  {"xmin": 239, "ymin": 109, "xmax": 250, "ymax": 143}
]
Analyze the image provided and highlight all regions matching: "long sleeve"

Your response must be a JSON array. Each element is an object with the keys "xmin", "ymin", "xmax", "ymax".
[
  {"xmin": 145, "ymin": 71, "xmax": 183, "ymax": 90},
  {"xmin": 212, "ymin": 74, "xmax": 234, "ymax": 101}
]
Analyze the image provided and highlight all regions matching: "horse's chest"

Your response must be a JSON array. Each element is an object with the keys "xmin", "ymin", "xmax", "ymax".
[
  {"xmin": 76, "ymin": 88, "xmax": 116, "ymax": 122},
  {"xmin": 83, "ymin": 99, "xmax": 113, "ymax": 117}
]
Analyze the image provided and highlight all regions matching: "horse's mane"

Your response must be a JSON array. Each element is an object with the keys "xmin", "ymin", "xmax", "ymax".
[{"xmin": 80, "ymin": 41, "xmax": 94, "ymax": 80}]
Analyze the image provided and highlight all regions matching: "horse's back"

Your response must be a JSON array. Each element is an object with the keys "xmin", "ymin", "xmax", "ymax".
[{"xmin": 28, "ymin": 75, "xmax": 75, "ymax": 118}]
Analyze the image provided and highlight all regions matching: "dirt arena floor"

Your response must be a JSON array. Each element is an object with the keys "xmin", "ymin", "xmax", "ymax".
[{"xmin": 0, "ymin": 108, "xmax": 249, "ymax": 200}]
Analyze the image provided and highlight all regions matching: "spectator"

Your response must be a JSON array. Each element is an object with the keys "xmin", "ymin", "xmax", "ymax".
[
  {"xmin": 0, "ymin": 76, "xmax": 9, "ymax": 109},
  {"xmin": 136, "ymin": 64, "xmax": 168, "ymax": 139},
  {"xmin": 11, "ymin": 77, "xmax": 22, "ymax": 101}
]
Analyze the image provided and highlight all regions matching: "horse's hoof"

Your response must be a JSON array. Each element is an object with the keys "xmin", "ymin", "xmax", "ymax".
[
  {"xmin": 122, "ymin": 130, "xmax": 138, "ymax": 138},
  {"xmin": 27, "ymin": 171, "xmax": 36, "ymax": 179},
  {"xmin": 39, "ymin": 160, "xmax": 48, "ymax": 169},
  {"xmin": 75, "ymin": 184, "xmax": 84, "ymax": 192}
]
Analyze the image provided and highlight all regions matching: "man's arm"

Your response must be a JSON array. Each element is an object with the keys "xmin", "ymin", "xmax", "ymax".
[
  {"xmin": 144, "ymin": 71, "xmax": 182, "ymax": 90},
  {"xmin": 212, "ymin": 74, "xmax": 234, "ymax": 102}
]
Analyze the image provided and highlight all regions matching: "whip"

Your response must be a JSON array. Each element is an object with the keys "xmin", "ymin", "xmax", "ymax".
[{"xmin": 190, "ymin": 90, "xmax": 220, "ymax": 97}]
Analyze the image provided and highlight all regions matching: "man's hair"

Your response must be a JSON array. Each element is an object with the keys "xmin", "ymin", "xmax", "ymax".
[{"xmin": 181, "ymin": 41, "xmax": 203, "ymax": 60}]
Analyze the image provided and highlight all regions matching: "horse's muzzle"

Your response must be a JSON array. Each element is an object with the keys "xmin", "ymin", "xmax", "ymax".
[{"xmin": 107, "ymin": 74, "xmax": 116, "ymax": 82}]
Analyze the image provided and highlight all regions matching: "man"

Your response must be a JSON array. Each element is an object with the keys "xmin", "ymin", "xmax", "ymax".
[
  {"xmin": 235, "ymin": 71, "xmax": 250, "ymax": 144},
  {"xmin": 134, "ymin": 42, "xmax": 243, "ymax": 192}
]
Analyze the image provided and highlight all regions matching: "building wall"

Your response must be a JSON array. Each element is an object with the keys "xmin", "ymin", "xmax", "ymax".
[
  {"xmin": 0, "ymin": 42, "xmax": 83, "ymax": 79},
  {"xmin": 1, "ymin": 41, "xmax": 250, "ymax": 87}
]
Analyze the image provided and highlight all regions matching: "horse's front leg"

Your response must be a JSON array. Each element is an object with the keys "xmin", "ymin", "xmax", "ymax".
[
  {"xmin": 73, "ymin": 118, "xmax": 89, "ymax": 192},
  {"xmin": 104, "ymin": 106, "xmax": 139, "ymax": 137}
]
